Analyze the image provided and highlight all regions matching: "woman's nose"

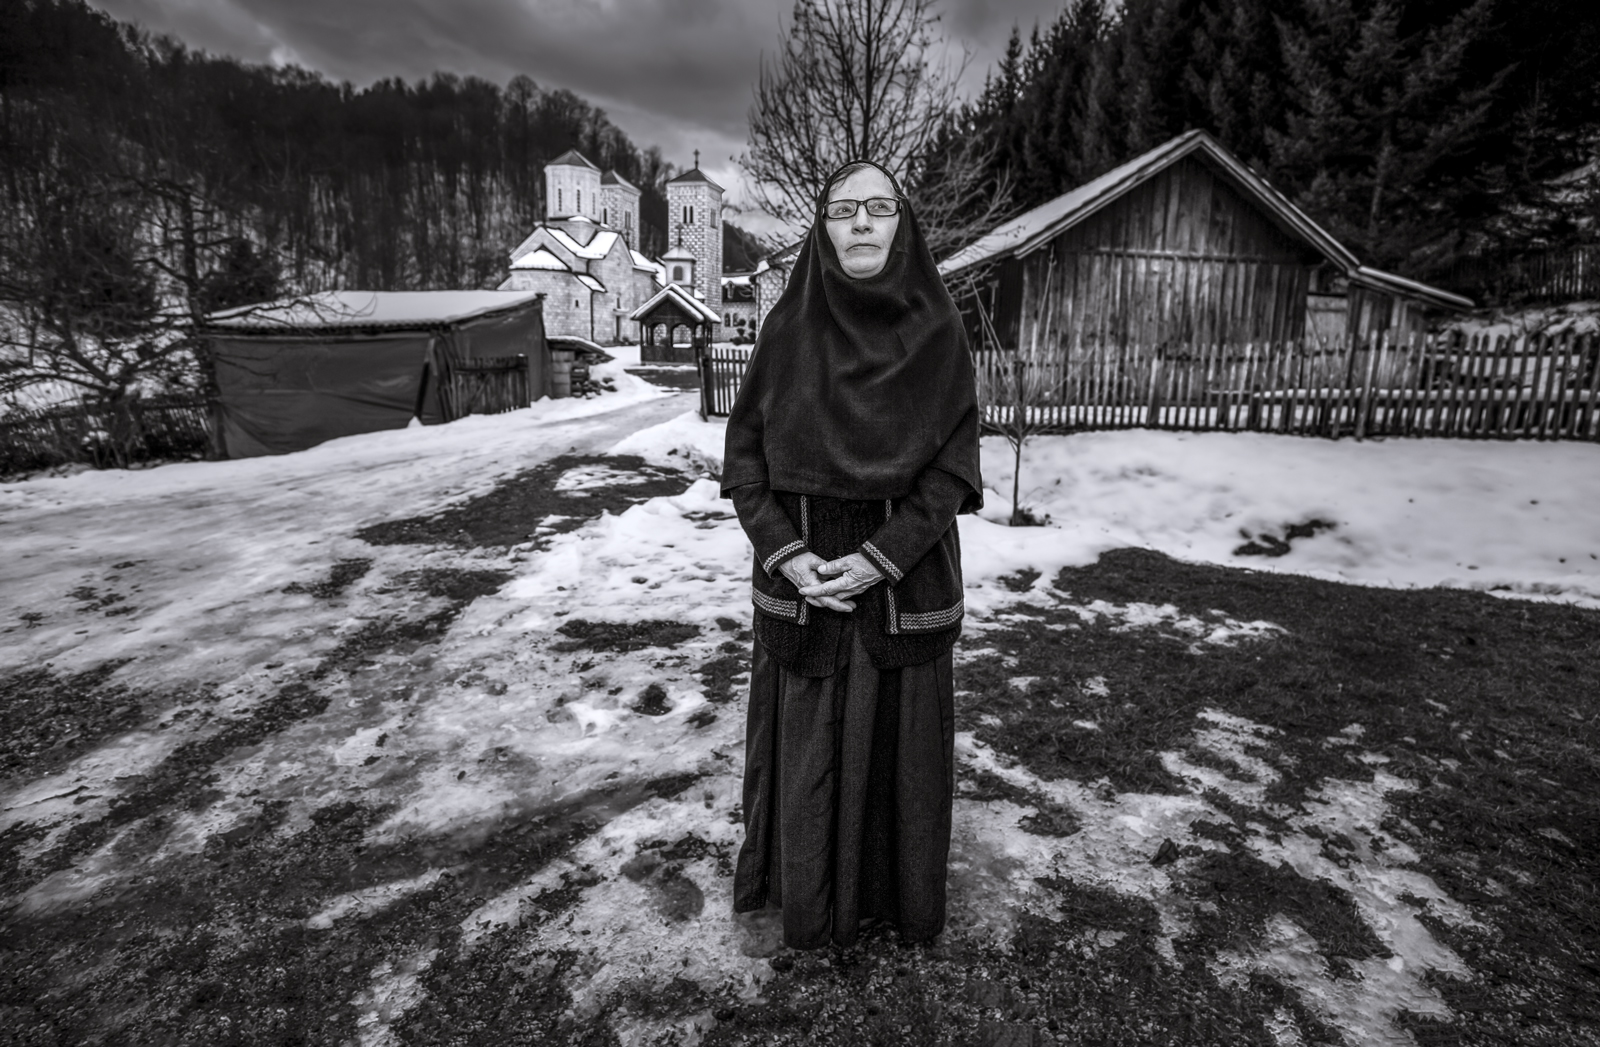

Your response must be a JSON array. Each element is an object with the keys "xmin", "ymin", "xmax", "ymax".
[{"xmin": 851, "ymin": 212, "xmax": 873, "ymax": 232}]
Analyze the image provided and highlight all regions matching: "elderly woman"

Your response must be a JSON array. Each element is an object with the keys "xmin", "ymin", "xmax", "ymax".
[{"xmin": 723, "ymin": 160, "xmax": 982, "ymax": 951}]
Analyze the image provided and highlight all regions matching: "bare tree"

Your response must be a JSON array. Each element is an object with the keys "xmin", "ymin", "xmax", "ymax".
[
  {"xmin": 967, "ymin": 254, "xmax": 1058, "ymax": 525},
  {"xmin": 742, "ymin": 0, "xmax": 1013, "ymax": 257}
]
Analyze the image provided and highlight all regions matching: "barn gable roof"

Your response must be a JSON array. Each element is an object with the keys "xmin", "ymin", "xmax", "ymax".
[
  {"xmin": 939, "ymin": 130, "xmax": 1471, "ymax": 310},
  {"xmin": 628, "ymin": 282, "xmax": 721, "ymax": 325}
]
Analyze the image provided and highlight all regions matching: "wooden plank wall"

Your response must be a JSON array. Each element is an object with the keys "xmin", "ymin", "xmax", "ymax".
[{"xmin": 1007, "ymin": 156, "xmax": 1322, "ymax": 354}]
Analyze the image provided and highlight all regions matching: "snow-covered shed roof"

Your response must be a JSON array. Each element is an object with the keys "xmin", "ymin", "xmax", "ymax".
[
  {"xmin": 628, "ymin": 283, "xmax": 721, "ymax": 325},
  {"xmin": 549, "ymin": 149, "xmax": 599, "ymax": 171},
  {"xmin": 631, "ymin": 249, "xmax": 659, "ymax": 271},
  {"xmin": 575, "ymin": 274, "xmax": 607, "ymax": 293},
  {"xmin": 601, "ymin": 170, "xmax": 641, "ymax": 193},
  {"xmin": 547, "ymin": 228, "xmax": 621, "ymax": 261},
  {"xmin": 511, "ymin": 247, "xmax": 571, "ymax": 271},
  {"xmin": 203, "ymin": 291, "xmax": 546, "ymax": 332},
  {"xmin": 667, "ymin": 167, "xmax": 724, "ymax": 193}
]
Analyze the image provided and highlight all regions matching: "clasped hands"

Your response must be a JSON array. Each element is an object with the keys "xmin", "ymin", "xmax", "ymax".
[{"xmin": 778, "ymin": 551, "xmax": 885, "ymax": 612}]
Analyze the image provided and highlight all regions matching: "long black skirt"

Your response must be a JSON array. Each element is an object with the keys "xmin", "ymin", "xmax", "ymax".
[{"xmin": 732, "ymin": 620, "xmax": 956, "ymax": 950}]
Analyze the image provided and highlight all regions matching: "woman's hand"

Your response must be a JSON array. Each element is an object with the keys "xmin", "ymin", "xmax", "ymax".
[
  {"xmin": 799, "ymin": 552, "xmax": 885, "ymax": 604},
  {"xmin": 779, "ymin": 551, "xmax": 859, "ymax": 612}
]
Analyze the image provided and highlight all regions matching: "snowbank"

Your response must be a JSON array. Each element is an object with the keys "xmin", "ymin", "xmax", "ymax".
[{"xmin": 615, "ymin": 412, "xmax": 1600, "ymax": 608}]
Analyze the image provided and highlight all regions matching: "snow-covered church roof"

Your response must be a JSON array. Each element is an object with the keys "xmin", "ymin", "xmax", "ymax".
[
  {"xmin": 511, "ymin": 247, "xmax": 571, "ymax": 271},
  {"xmin": 549, "ymin": 149, "xmax": 600, "ymax": 171}
]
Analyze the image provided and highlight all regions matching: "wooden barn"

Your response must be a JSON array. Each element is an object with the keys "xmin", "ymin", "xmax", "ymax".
[{"xmin": 939, "ymin": 130, "xmax": 1472, "ymax": 353}]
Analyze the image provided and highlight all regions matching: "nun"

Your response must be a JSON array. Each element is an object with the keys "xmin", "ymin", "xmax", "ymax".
[{"xmin": 723, "ymin": 159, "xmax": 982, "ymax": 950}]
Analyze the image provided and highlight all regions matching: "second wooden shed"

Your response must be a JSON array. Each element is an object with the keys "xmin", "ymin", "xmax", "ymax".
[{"xmin": 939, "ymin": 130, "xmax": 1471, "ymax": 352}]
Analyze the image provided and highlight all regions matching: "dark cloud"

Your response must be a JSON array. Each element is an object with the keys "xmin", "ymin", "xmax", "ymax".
[{"xmin": 90, "ymin": 0, "xmax": 1063, "ymax": 190}]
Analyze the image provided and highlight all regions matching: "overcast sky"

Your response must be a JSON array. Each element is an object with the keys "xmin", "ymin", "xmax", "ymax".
[{"xmin": 91, "ymin": 0, "xmax": 1064, "ymax": 228}]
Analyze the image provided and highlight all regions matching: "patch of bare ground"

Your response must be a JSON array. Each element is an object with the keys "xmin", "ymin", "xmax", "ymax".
[{"xmin": 354, "ymin": 453, "xmax": 693, "ymax": 549}]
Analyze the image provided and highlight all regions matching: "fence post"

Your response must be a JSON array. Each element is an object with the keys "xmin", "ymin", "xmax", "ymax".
[
  {"xmin": 1354, "ymin": 332, "xmax": 1380, "ymax": 440},
  {"xmin": 696, "ymin": 345, "xmax": 712, "ymax": 421},
  {"xmin": 1144, "ymin": 348, "xmax": 1164, "ymax": 428}
]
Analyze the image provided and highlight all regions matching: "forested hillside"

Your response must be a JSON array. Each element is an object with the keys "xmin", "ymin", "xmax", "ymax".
[
  {"xmin": 0, "ymin": 0, "xmax": 678, "ymax": 304},
  {"xmin": 927, "ymin": 0, "xmax": 1600, "ymax": 282}
]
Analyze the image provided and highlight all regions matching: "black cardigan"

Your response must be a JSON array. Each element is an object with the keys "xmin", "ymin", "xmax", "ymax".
[{"xmin": 730, "ymin": 466, "xmax": 970, "ymax": 676}]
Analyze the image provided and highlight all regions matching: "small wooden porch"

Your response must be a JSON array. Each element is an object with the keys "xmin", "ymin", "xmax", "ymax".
[{"xmin": 630, "ymin": 284, "xmax": 720, "ymax": 364}]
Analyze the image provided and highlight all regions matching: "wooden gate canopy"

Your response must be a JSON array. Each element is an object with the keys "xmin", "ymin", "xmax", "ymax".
[
  {"xmin": 940, "ymin": 130, "xmax": 1473, "ymax": 353},
  {"xmin": 630, "ymin": 283, "xmax": 720, "ymax": 364},
  {"xmin": 200, "ymin": 290, "xmax": 550, "ymax": 458}
]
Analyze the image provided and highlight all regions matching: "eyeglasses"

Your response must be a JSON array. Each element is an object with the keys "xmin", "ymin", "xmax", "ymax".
[{"xmin": 824, "ymin": 197, "xmax": 901, "ymax": 220}]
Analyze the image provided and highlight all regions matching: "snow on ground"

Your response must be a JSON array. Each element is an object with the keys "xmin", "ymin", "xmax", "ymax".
[
  {"xmin": 1447, "ymin": 300, "xmax": 1600, "ymax": 339},
  {"xmin": 4, "ymin": 393, "xmax": 1593, "ymax": 1043},
  {"xmin": 612, "ymin": 410, "xmax": 1600, "ymax": 610},
  {"xmin": 0, "ymin": 355, "xmax": 671, "ymax": 684}
]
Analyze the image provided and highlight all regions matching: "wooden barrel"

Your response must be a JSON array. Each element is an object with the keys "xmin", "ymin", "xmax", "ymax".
[{"xmin": 550, "ymin": 348, "xmax": 576, "ymax": 398}]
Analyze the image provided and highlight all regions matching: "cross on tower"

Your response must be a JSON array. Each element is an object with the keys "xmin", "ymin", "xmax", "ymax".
[{"xmin": 693, "ymin": 149, "xmax": 699, "ymax": 170}]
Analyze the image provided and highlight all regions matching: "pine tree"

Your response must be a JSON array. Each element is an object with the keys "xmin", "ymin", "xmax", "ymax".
[{"xmin": 1267, "ymin": 0, "xmax": 1507, "ymax": 271}]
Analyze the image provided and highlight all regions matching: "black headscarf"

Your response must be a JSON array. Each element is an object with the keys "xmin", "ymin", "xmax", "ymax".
[{"xmin": 722, "ymin": 161, "xmax": 982, "ymax": 508}]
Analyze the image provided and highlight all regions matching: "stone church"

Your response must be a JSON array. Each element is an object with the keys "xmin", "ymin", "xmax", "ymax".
[{"xmin": 499, "ymin": 149, "xmax": 794, "ymax": 346}]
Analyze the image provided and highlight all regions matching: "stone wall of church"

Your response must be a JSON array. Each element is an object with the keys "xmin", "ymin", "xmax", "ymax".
[
  {"xmin": 753, "ymin": 262, "xmax": 791, "ymax": 331},
  {"xmin": 501, "ymin": 272, "xmax": 594, "ymax": 341},
  {"xmin": 546, "ymin": 165, "xmax": 601, "ymax": 221},
  {"xmin": 600, "ymin": 185, "xmax": 640, "ymax": 248}
]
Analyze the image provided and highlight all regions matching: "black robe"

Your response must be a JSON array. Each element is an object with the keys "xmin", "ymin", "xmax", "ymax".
[{"xmin": 723, "ymin": 162, "xmax": 981, "ymax": 949}]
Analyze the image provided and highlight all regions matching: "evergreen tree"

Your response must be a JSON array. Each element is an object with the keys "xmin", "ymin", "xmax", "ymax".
[{"xmin": 1267, "ymin": 0, "xmax": 1507, "ymax": 271}]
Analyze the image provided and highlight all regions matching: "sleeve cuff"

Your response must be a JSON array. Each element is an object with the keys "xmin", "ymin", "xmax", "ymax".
[
  {"xmin": 859, "ymin": 540, "xmax": 904, "ymax": 582},
  {"xmin": 763, "ymin": 540, "xmax": 808, "ymax": 577}
]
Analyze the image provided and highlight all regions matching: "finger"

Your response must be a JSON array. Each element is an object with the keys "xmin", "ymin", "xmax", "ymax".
[
  {"xmin": 815, "ymin": 560, "xmax": 848, "ymax": 577},
  {"xmin": 799, "ymin": 577, "xmax": 855, "ymax": 597}
]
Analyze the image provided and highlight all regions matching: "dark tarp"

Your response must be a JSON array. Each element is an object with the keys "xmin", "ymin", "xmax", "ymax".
[{"xmin": 207, "ymin": 302, "xmax": 547, "ymax": 458}]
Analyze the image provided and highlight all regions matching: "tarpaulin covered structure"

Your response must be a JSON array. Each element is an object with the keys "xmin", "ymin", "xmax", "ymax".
[{"xmin": 202, "ymin": 291, "xmax": 549, "ymax": 458}]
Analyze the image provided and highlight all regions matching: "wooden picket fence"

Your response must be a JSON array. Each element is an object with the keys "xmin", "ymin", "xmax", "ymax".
[
  {"xmin": 0, "ymin": 396, "xmax": 214, "ymax": 474},
  {"xmin": 698, "ymin": 344, "xmax": 753, "ymax": 419},
  {"xmin": 446, "ymin": 354, "xmax": 532, "ymax": 418},
  {"xmin": 1447, "ymin": 244, "xmax": 1600, "ymax": 305},
  {"xmin": 696, "ymin": 333, "xmax": 1600, "ymax": 441},
  {"xmin": 974, "ymin": 331, "xmax": 1600, "ymax": 440}
]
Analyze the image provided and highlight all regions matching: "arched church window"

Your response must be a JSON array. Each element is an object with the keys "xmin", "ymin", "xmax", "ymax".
[
  {"xmin": 577, "ymin": 189, "xmax": 582, "ymax": 211},
  {"xmin": 557, "ymin": 188, "xmax": 563, "ymax": 211},
  {"xmin": 673, "ymin": 266, "xmax": 685, "ymax": 281}
]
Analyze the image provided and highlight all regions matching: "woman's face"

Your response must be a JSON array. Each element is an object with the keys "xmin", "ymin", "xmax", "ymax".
[{"xmin": 825, "ymin": 167, "xmax": 901, "ymax": 280}]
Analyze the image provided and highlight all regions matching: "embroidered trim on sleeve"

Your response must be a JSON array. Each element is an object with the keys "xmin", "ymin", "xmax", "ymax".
[
  {"xmin": 897, "ymin": 599, "xmax": 964, "ymax": 632},
  {"xmin": 763, "ymin": 540, "xmax": 806, "ymax": 577},
  {"xmin": 884, "ymin": 498, "xmax": 893, "ymax": 520},
  {"xmin": 800, "ymin": 494, "xmax": 810, "ymax": 543},
  {"xmin": 752, "ymin": 587, "xmax": 800, "ymax": 621},
  {"xmin": 860, "ymin": 540, "xmax": 903, "ymax": 583}
]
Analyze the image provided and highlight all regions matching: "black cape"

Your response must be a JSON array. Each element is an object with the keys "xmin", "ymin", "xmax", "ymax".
[{"xmin": 722, "ymin": 167, "xmax": 982, "ymax": 507}]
